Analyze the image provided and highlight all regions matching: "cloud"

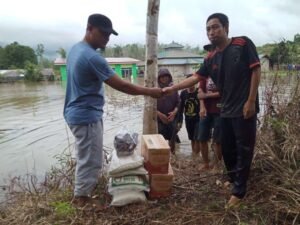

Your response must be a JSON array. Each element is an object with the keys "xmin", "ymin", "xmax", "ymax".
[{"xmin": 0, "ymin": 0, "xmax": 299, "ymax": 57}]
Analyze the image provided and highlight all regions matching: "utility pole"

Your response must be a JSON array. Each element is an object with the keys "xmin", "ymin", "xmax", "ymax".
[{"xmin": 143, "ymin": 0, "xmax": 160, "ymax": 134}]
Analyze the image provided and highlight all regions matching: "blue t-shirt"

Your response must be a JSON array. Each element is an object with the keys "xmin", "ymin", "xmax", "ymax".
[{"xmin": 64, "ymin": 41, "xmax": 115, "ymax": 125}]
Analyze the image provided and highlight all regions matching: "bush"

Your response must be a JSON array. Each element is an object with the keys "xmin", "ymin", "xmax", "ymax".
[{"xmin": 24, "ymin": 61, "xmax": 42, "ymax": 81}]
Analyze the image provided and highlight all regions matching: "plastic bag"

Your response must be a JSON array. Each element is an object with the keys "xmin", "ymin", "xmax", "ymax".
[{"xmin": 114, "ymin": 127, "xmax": 138, "ymax": 157}]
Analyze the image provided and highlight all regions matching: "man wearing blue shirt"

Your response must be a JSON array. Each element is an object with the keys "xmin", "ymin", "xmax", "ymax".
[{"xmin": 64, "ymin": 13, "xmax": 161, "ymax": 209}]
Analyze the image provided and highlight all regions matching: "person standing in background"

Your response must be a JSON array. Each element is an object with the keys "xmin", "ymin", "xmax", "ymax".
[
  {"xmin": 198, "ymin": 77, "xmax": 222, "ymax": 171},
  {"xmin": 177, "ymin": 74, "xmax": 201, "ymax": 158},
  {"xmin": 157, "ymin": 68, "xmax": 180, "ymax": 153}
]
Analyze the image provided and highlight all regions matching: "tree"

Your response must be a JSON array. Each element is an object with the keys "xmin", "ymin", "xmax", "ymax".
[
  {"xmin": 24, "ymin": 61, "xmax": 42, "ymax": 81},
  {"xmin": 270, "ymin": 39, "xmax": 290, "ymax": 65},
  {"xmin": 294, "ymin": 33, "xmax": 300, "ymax": 43},
  {"xmin": 41, "ymin": 58, "xmax": 53, "ymax": 68},
  {"xmin": 102, "ymin": 47, "xmax": 114, "ymax": 57},
  {"xmin": 56, "ymin": 47, "xmax": 66, "ymax": 58},
  {"xmin": 0, "ymin": 42, "xmax": 37, "ymax": 69},
  {"xmin": 113, "ymin": 45, "xmax": 123, "ymax": 57},
  {"xmin": 129, "ymin": 44, "xmax": 139, "ymax": 59},
  {"xmin": 0, "ymin": 46, "xmax": 5, "ymax": 69},
  {"xmin": 143, "ymin": 0, "xmax": 160, "ymax": 134},
  {"xmin": 103, "ymin": 44, "xmax": 145, "ymax": 60},
  {"xmin": 36, "ymin": 43, "xmax": 44, "ymax": 66}
]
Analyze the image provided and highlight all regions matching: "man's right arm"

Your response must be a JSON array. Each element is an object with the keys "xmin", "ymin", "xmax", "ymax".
[{"xmin": 163, "ymin": 73, "xmax": 204, "ymax": 95}]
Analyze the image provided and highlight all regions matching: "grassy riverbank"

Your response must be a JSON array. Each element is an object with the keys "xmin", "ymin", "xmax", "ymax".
[{"xmin": 0, "ymin": 74, "xmax": 299, "ymax": 225}]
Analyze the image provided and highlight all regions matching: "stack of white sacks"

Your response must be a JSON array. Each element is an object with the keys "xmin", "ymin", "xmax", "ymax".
[{"xmin": 107, "ymin": 129, "xmax": 149, "ymax": 206}]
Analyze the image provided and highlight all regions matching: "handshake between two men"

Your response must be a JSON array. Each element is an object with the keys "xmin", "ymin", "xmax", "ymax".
[{"xmin": 147, "ymin": 86, "xmax": 178, "ymax": 99}]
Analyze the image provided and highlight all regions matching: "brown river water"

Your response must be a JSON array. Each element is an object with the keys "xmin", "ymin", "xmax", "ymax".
[{"xmin": 0, "ymin": 79, "xmax": 191, "ymax": 200}]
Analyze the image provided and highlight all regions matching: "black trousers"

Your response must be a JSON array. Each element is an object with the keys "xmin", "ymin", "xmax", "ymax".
[{"xmin": 220, "ymin": 115, "xmax": 257, "ymax": 199}]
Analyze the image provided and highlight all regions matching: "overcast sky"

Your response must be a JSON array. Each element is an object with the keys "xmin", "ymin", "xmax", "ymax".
[{"xmin": 1, "ymin": 0, "xmax": 299, "ymax": 58}]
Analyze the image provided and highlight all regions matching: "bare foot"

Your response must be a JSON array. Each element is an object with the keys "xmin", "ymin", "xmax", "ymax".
[
  {"xmin": 225, "ymin": 195, "xmax": 242, "ymax": 209},
  {"xmin": 223, "ymin": 181, "xmax": 232, "ymax": 189},
  {"xmin": 198, "ymin": 164, "xmax": 210, "ymax": 171},
  {"xmin": 211, "ymin": 163, "xmax": 223, "ymax": 173}
]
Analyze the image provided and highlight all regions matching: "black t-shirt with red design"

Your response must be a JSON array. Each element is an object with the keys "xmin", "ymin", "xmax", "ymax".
[{"xmin": 196, "ymin": 36, "xmax": 260, "ymax": 118}]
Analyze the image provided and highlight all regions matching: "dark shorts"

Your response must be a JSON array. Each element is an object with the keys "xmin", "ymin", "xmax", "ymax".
[
  {"xmin": 197, "ymin": 113, "xmax": 221, "ymax": 143},
  {"xmin": 158, "ymin": 120, "xmax": 176, "ymax": 140},
  {"xmin": 185, "ymin": 118, "xmax": 200, "ymax": 140}
]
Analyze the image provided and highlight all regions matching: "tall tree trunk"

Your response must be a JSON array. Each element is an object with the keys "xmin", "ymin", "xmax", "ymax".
[{"xmin": 143, "ymin": 0, "xmax": 160, "ymax": 134}]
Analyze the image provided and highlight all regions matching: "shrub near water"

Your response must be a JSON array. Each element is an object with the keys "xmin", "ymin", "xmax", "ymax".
[{"xmin": 251, "ymin": 76, "xmax": 300, "ymax": 224}]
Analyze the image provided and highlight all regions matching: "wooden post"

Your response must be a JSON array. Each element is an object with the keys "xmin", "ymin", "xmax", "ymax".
[{"xmin": 143, "ymin": 0, "xmax": 160, "ymax": 134}]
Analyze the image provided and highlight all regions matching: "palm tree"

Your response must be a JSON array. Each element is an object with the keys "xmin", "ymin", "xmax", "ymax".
[{"xmin": 56, "ymin": 47, "xmax": 66, "ymax": 59}]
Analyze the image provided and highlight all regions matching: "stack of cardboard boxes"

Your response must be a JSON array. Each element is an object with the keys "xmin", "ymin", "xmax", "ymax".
[{"xmin": 141, "ymin": 134, "xmax": 174, "ymax": 199}]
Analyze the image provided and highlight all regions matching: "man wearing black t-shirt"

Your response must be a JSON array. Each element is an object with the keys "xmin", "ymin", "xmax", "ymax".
[{"xmin": 162, "ymin": 13, "xmax": 261, "ymax": 208}]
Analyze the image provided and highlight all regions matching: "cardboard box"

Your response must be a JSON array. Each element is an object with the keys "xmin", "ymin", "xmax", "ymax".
[
  {"xmin": 149, "ymin": 163, "xmax": 174, "ymax": 199},
  {"xmin": 141, "ymin": 134, "xmax": 170, "ymax": 174}
]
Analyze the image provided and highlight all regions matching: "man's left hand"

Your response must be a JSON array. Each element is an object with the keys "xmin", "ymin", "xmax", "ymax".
[{"xmin": 243, "ymin": 100, "xmax": 255, "ymax": 119}]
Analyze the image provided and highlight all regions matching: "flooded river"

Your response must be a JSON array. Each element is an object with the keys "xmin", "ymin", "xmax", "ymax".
[{"xmin": 0, "ymin": 80, "xmax": 190, "ymax": 197}]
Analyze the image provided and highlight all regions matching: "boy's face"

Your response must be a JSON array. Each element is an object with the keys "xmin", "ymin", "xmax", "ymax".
[{"xmin": 159, "ymin": 74, "xmax": 170, "ymax": 84}]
